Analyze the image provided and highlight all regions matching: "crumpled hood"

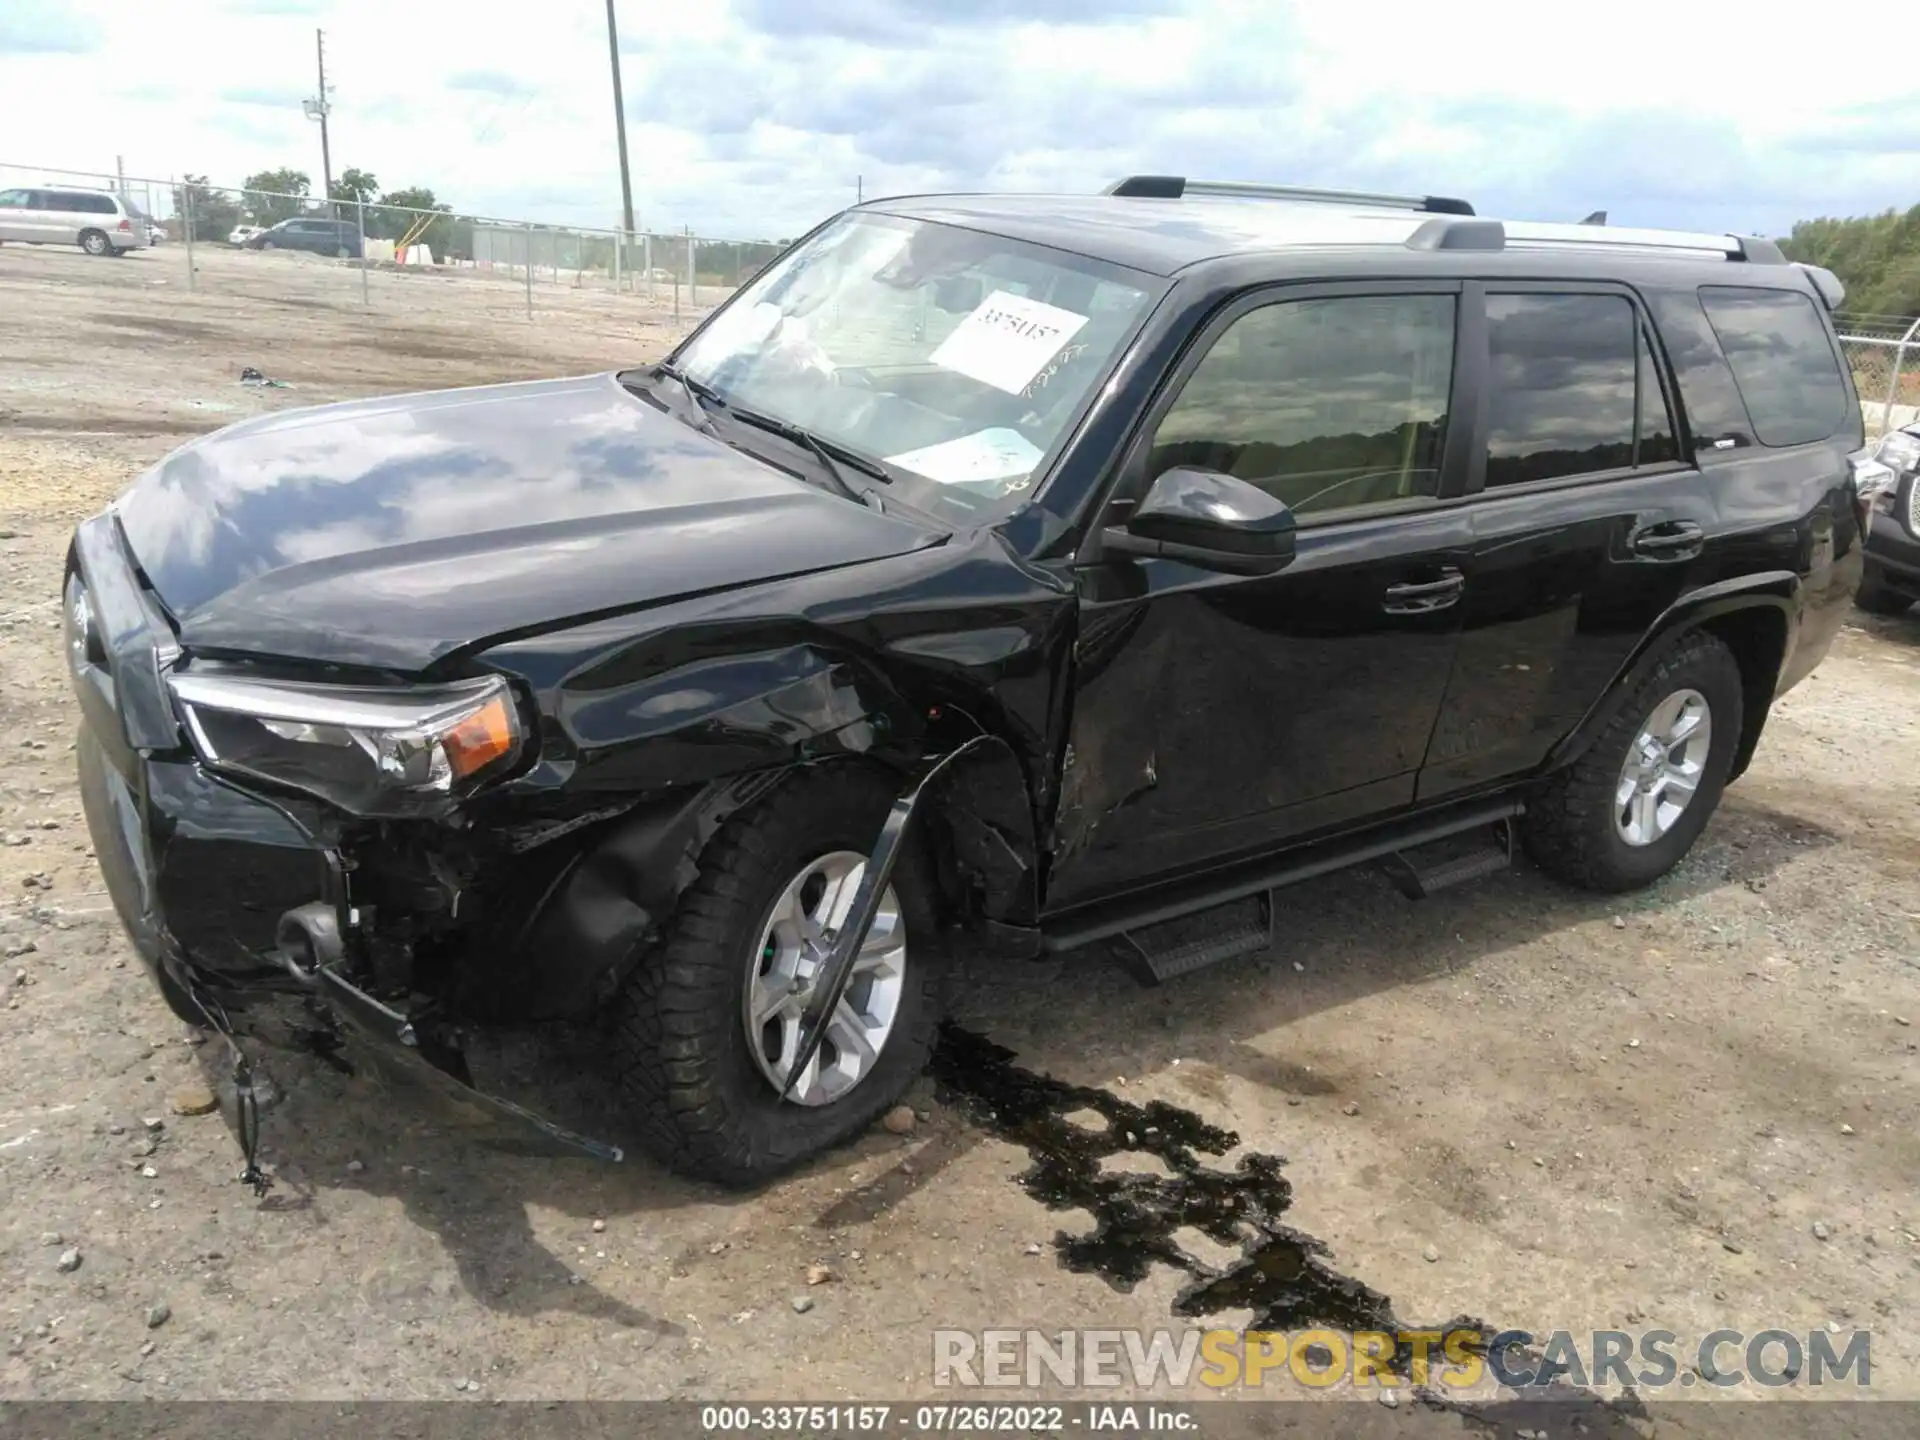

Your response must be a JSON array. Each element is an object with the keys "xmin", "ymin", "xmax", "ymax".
[{"xmin": 113, "ymin": 373, "xmax": 937, "ymax": 671}]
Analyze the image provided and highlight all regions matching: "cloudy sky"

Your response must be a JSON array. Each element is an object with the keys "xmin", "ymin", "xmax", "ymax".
[{"xmin": 0, "ymin": 0, "xmax": 1912, "ymax": 243}]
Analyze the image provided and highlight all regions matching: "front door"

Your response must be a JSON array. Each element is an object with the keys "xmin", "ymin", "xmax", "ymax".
[
  {"xmin": 1419, "ymin": 284, "xmax": 1715, "ymax": 798},
  {"xmin": 0, "ymin": 189, "xmax": 32, "ymax": 243},
  {"xmin": 1049, "ymin": 283, "xmax": 1474, "ymax": 912}
]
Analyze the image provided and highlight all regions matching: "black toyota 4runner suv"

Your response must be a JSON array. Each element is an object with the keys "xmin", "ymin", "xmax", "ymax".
[{"xmin": 66, "ymin": 177, "xmax": 1883, "ymax": 1184}]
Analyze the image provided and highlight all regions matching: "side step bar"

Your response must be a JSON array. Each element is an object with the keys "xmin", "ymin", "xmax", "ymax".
[
  {"xmin": 1043, "ymin": 796, "xmax": 1526, "ymax": 978},
  {"xmin": 1378, "ymin": 817, "xmax": 1515, "ymax": 899}
]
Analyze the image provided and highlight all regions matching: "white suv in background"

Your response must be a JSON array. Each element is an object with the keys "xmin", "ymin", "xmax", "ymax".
[{"xmin": 0, "ymin": 186, "xmax": 153, "ymax": 255}]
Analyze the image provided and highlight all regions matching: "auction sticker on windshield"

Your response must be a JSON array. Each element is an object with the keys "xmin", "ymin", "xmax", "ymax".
[
  {"xmin": 886, "ymin": 428, "xmax": 1043, "ymax": 486},
  {"xmin": 930, "ymin": 290, "xmax": 1089, "ymax": 395}
]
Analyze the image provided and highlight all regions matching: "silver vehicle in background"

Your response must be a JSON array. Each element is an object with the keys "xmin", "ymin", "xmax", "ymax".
[{"xmin": 0, "ymin": 186, "xmax": 152, "ymax": 255}]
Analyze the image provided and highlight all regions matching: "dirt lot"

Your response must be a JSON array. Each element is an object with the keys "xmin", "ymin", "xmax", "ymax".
[{"xmin": 2, "ymin": 240, "xmax": 1918, "ymax": 1413}]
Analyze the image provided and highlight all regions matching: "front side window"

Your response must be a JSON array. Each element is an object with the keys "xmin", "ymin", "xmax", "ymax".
[
  {"xmin": 0, "ymin": 190, "xmax": 25, "ymax": 208},
  {"xmin": 1699, "ymin": 286, "xmax": 1852, "ymax": 448},
  {"xmin": 673, "ymin": 214, "xmax": 1158, "ymax": 525},
  {"xmin": 1146, "ymin": 293, "xmax": 1457, "ymax": 518}
]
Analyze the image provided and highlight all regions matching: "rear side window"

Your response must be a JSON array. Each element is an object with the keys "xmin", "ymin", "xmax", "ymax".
[
  {"xmin": 1698, "ymin": 287, "xmax": 1851, "ymax": 448},
  {"xmin": 1483, "ymin": 294, "xmax": 1638, "ymax": 486}
]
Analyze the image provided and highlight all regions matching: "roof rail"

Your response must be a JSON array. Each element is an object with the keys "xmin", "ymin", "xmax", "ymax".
[
  {"xmin": 1405, "ymin": 218, "xmax": 1788, "ymax": 265},
  {"xmin": 1106, "ymin": 175, "xmax": 1475, "ymax": 216}
]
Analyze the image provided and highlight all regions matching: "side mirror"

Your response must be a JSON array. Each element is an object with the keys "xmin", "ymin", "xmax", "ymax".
[
  {"xmin": 1100, "ymin": 467, "xmax": 1297, "ymax": 576},
  {"xmin": 931, "ymin": 274, "xmax": 983, "ymax": 313}
]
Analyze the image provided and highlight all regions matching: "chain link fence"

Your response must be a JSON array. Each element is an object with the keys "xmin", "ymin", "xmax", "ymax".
[
  {"xmin": 9, "ymin": 159, "xmax": 1919, "ymax": 440},
  {"xmin": 1, "ymin": 160, "xmax": 790, "ymax": 327},
  {"xmin": 1837, "ymin": 314, "xmax": 1920, "ymax": 438}
]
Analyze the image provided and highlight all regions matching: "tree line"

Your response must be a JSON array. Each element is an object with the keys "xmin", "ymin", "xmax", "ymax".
[
  {"xmin": 1780, "ymin": 204, "xmax": 1920, "ymax": 321},
  {"xmin": 172, "ymin": 167, "xmax": 460, "ymax": 255}
]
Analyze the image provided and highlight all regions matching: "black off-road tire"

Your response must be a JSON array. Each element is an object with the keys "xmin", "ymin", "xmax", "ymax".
[
  {"xmin": 1854, "ymin": 565, "xmax": 1913, "ymax": 616},
  {"xmin": 610, "ymin": 766, "xmax": 948, "ymax": 1186},
  {"xmin": 1522, "ymin": 630, "xmax": 1743, "ymax": 893}
]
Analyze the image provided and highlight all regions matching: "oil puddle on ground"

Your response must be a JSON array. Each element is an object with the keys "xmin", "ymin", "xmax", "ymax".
[
  {"xmin": 928, "ymin": 1022, "xmax": 1410, "ymax": 1338},
  {"xmin": 929, "ymin": 1021, "xmax": 1650, "ymax": 1432}
]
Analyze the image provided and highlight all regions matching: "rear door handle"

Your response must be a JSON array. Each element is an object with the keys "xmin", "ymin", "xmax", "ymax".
[
  {"xmin": 1629, "ymin": 520, "xmax": 1705, "ymax": 560},
  {"xmin": 1382, "ymin": 568, "xmax": 1465, "ymax": 614}
]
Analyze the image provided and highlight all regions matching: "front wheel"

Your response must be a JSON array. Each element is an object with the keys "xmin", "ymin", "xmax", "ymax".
[
  {"xmin": 1855, "ymin": 564, "xmax": 1913, "ymax": 616},
  {"xmin": 1523, "ymin": 630, "xmax": 1743, "ymax": 893},
  {"xmin": 610, "ymin": 766, "xmax": 947, "ymax": 1186}
]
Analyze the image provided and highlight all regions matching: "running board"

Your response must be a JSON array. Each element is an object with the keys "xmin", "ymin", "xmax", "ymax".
[
  {"xmin": 1042, "ymin": 795, "xmax": 1527, "ymax": 959},
  {"xmin": 1118, "ymin": 894, "xmax": 1272, "ymax": 985},
  {"xmin": 1378, "ymin": 818, "xmax": 1516, "ymax": 899}
]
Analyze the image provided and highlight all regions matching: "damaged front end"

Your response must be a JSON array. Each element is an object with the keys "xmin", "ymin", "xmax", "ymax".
[{"xmin": 71, "ymin": 491, "xmax": 1071, "ymax": 1186}]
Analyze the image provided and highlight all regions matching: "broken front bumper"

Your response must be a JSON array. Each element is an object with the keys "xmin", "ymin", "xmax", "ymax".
[{"xmin": 67, "ymin": 514, "xmax": 622, "ymax": 1165}]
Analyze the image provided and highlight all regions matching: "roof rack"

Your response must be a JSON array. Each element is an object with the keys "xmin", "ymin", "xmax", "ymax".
[
  {"xmin": 1407, "ymin": 216, "xmax": 1786, "ymax": 265},
  {"xmin": 1106, "ymin": 175, "xmax": 1475, "ymax": 216}
]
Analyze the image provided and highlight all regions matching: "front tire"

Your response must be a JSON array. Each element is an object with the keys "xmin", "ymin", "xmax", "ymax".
[
  {"xmin": 1855, "ymin": 564, "xmax": 1913, "ymax": 616},
  {"xmin": 1523, "ymin": 630, "xmax": 1743, "ymax": 893},
  {"xmin": 79, "ymin": 229, "xmax": 111, "ymax": 256},
  {"xmin": 610, "ymin": 766, "xmax": 947, "ymax": 1186}
]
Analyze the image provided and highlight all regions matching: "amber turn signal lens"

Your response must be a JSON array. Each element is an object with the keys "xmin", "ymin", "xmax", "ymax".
[{"xmin": 441, "ymin": 694, "xmax": 518, "ymax": 779}]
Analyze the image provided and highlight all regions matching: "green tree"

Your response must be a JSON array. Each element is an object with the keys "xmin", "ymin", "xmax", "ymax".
[
  {"xmin": 171, "ymin": 175, "xmax": 242, "ymax": 242},
  {"xmin": 328, "ymin": 168, "xmax": 379, "ymax": 208},
  {"xmin": 374, "ymin": 184, "xmax": 455, "ymax": 258},
  {"xmin": 240, "ymin": 168, "xmax": 311, "ymax": 225},
  {"xmin": 1779, "ymin": 204, "xmax": 1920, "ymax": 320}
]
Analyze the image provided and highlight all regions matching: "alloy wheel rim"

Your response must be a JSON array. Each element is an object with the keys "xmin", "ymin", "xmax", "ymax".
[
  {"xmin": 1615, "ymin": 688, "xmax": 1712, "ymax": 847},
  {"xmin": 741, "ymin": 850, "xmax": 906, "ymax": 1107}
]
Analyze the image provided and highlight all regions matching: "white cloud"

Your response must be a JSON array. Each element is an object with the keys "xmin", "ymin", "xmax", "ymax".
[{"xmin": 0, "ymin": 0, "xmax": 1905, "ymax": 242}]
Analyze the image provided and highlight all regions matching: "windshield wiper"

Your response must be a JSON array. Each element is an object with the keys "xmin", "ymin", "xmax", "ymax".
[
  {"xmin": 645, "ymin": 364, "xmax": 888, "ymax": 508},
  {"xmin": 722, "ymin": 407, "xmax": 892, "ymax": 504},
  {"xmin": 649, "ymin": 361, "xmax": 724, "ymax": 431}
]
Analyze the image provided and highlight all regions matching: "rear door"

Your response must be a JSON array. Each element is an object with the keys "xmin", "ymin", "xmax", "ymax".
[
  {"xmin": 44, "ymin": 191, "xmax": 92, "ymax": 246},
  {"xmin": 1420, "ymin": 282, "xmax": 1711, "ymax": 799}
]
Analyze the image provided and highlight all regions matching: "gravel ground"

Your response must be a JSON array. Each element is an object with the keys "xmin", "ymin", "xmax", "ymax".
[{"xmin": 2, "ymin": 240, "xmax": 1918, "ymax": 1410}]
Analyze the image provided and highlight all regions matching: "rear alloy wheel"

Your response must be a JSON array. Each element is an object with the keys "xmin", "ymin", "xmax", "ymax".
[
  {"xmin": 611, "ymin": 766, "xmax": 947, "ymax": 1186},
  {"xmin": 79, "ymin": 229, "xmax": 111, "ymax": 257},
  {"xmin": 1855, "ymin": 565, "xmax": 1913, "ymax": 616},
  {"xmin": 1523, "ymin": 630, "xmax": 1742, "ymax": 892}
]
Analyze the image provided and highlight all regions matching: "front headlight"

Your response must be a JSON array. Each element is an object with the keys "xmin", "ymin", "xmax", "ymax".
[
  {"xmin": 1874, "ymin": 429, "xmax": 1920, "ymax": 481},
  {"xmin": 168, "ymin": 669, "xmax": 524, "ymax": 816}
]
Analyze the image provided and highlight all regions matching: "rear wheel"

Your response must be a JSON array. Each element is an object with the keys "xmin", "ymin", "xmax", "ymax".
[
  {"xmin": 334, "ymin": 245, "xmax": 351, "ymax": 259},
  {"xmin": 610, "ymin": 766, "xmax": 947, "ymax": 1186},
  {"xmin": 1523, "ymin": 630, "xmax": 1743, "ymax": 893},
  {"xmin": 79, "ymin": 229, "xmax": 111, "ymax": 256},
  {"xmin": 1855, "ymin": 564, "xmax": 1913, "ymax": 616}
]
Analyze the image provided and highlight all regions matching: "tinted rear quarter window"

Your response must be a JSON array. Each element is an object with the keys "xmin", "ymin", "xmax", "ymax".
[
  {"xmin": 1698, "ymin": 286, "xmax": 1854, "ymax": 448},
  {"xmin": 1645, "ymin": 289, "xmax": 1754, "ymax": 450}
]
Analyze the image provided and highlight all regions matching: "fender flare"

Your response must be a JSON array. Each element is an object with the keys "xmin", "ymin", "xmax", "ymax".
[{"xmin": 1546, "ymin": 572, "xmax": 1798, "ymax": 777}]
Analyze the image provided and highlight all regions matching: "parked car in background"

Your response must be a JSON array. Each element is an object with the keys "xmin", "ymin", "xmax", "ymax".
[
  {"xmin": 228, "ymin": 224, "xmax": 262, "ymax": 247},
  {"xmin": 66, "ymin": 176, "xmax": 1878, "ymax": 1188},
  {"xmin": 1857, "ymin": 422, "xmax": 1920, "ymax": 614},
  {"xmin": 242, "ymin": 216, "xmax": 361, "ymax": 259},
  {"xmin": 146, "ymin": 221, "xmax": 168, "ymax": 245},
  {"xmin": 0, "ymin": 186, "xmax": 152, "ymax": 255}
]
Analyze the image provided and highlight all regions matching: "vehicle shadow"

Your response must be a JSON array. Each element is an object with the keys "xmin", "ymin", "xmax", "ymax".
[{"xmin": 190, "ymin": 786, "xmax": 1836, "ymax": 1333}]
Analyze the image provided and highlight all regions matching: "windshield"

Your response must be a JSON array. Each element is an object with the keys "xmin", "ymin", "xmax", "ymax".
[{"xmin": 671, "ymin": 214, "xmax": 1158, "ymax": 525}]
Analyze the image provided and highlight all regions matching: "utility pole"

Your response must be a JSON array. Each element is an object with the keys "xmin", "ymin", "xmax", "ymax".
[
  {"xmin": 604, "ymin": 0, "xmax": 637, "ymax": 246},
  {"xmin": 304, "ymin": 29, "xmax": 334, "ymax": 213}
]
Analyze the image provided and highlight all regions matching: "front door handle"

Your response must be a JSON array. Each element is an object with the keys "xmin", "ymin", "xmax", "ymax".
[
  {"xmin": 1382, "ymin": 568, "xmax": 1465, "ymax": 614},
  {"xmin": 1629, "ymin": 520, "xmax": 1705, "ymax": 561}
]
